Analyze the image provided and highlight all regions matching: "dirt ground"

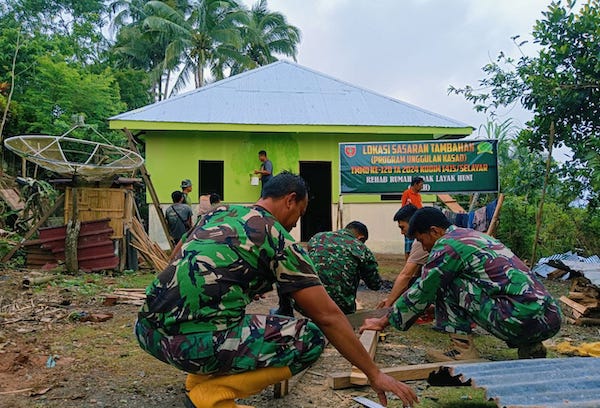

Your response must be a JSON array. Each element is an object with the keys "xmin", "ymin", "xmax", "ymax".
[{"xmin": 1, "ymin": 254, "xmax": 598, "ymax": 408}]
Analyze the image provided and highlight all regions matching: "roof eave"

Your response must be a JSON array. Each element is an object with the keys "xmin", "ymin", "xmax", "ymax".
[{"xmin": 109, "ymin": 120, "xmax": 474, "ymax": 137}]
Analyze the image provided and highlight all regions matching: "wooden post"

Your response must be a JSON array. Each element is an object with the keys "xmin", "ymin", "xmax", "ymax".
[
  {"xmin": 486, "ymin": 193, "xmax": 505, "ymax": 237},
  {"xmin": 123, "ymin": 128, "xmax": 174, "ymax": 249},
  {"xmin": 531, "ymin": 121, "xmax": 555, "ymax": 266},
  {"xmin": 65, "ymin": 186, "xmax": 80, "ymax": 273},
  {"xmin": 1, "ymin": 193, "xmax": 65, "ymax": 263}
]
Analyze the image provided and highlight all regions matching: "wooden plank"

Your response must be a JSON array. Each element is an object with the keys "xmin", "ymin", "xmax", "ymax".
[
  {"xmin": 437, "ymin": 194, "xmax": 466, "ymax": 213},
  {"xmin": 486, "ymin": 193, "xmax": 504, "ymax": 237},
  {"xmin": 273, "ymin": 379, "xmax": 288, "ymax": 398},
  {"xmin": 360, "ymin": 330, "xmax": 378, "ymax": 359},
  {"xmin": 2, "ymin": 194, "xmax": 65, "ymax": 263},
  {"xmin": 124, "ymin": 128, "xmax": 174, "ymax": 249},
  {"xmin": 273, "ymin": 367, "xmax": 309, "ymax": 398},
  {"xmin": 575, "ymin": 317, "xmax": 600, "ymax": 326},
  {"xmin": 350, "ymin": 330, "xmax": 379, "ymax": 377},
  {"xmin": 559, "ymin": 295, "xmax": 589, "ymax": 316},
  {"xmin": 329, "ymin": 360, "xmax": 486, "ymax": 389},
  {"xmin": 0, "ymin": 188, "xmax": 24, "ymax": 210}
]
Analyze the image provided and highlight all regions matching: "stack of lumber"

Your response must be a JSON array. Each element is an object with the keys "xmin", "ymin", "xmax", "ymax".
[
  {"xmin": 559, "ymin": 276, "xmax": 600, "ymax": 326},
  {"xmin": 129, "ymin": 217, "xmax": 169, "ymax": 271},
  {"xmin": 102, "ymin": 288, "xmax": 146, "ymax": 306}
]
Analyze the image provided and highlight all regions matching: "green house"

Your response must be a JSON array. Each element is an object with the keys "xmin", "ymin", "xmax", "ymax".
[{"xmin": 109, "ymin": 61, "xmax": 473, "ymax": 253}]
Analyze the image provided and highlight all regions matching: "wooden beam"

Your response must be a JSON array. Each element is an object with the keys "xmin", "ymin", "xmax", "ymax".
[
  {"xmin": 2, "ymin": 193, "xmax": 65, "ymax": 263},
  {"xmin": 350, "ymin": 330, "xmax": 379, "ymax": 379},
  {"xmin": 437, "ymin": 194, "xmax": 466, "ymax": 213},
  {"xmin": 486, "ymin": 193, "xmax": 505, "ymax": 237},
  {"xmin": 273, "ymin": 367, "xmax": 309, "ymax": 399},
  {"xmin": 329, "ymin": 360, "xmax": 486, "ymax": 389},
  {"xmin": 559, "ymin": 295, "xmax": 590, "ymax": 316},
  {"xmin": 123, "ymin": 128, "xmax": 174, "ymax": 250}
]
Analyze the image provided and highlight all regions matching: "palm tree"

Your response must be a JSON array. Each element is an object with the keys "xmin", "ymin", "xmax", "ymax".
[
  {"xmin": 231, "ymin": 0, "xmax": 301, "ymax": 75},
  {"xmin": 142, "ymin": 0, "xmax": 246, "ymax": 93},
  {"xmin": 109, "ymin": 0, "xmax": 178, "ymax": 100}
]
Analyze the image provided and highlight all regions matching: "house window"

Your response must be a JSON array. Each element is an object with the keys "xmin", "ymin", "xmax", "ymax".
[{"xmin": 198, "ymin": 160, "xmax": 224, "ymax": 200}]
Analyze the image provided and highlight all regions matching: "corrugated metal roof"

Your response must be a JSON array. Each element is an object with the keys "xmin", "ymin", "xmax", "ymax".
[
  {"xmin": 437, "ymin": 358, "xmax": 600, "ymax": 407},
  {"xmin": 109, "ymin": 61, "xmax": 472, "ymax": 129},
  {"xmin": 25, "ymin": 219, "xmax": 119, "ymax": 272},
  {"xmin": 533, "ymin": 252, "xmax": 600, "ymax": 286}
]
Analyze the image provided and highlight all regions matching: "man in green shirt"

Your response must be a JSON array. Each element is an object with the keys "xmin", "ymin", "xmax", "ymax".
[
  {"xmin": 136, "ymin": 171, "xmax": 417, "ymax": 408},
  {"xmin": 308, "ymin": 221, "xmax": 382, "ymax": 314}
]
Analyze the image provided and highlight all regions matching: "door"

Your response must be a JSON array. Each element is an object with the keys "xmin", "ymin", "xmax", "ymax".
[
  {"xmin": 300, "ymin": 161, "xmax": 332, "ymax": 241},
  {"xmin": 198, "ymin": 160, "xmax": 224, "ymax": 200}
]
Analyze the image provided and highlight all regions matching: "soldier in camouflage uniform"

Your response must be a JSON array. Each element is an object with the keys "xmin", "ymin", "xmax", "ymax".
[
  {"xmin": 361, "ymin": 207, "xmax": 561, "ymax": 361},
  {"xmin": 307, "ymin": 221, "xmax": 382, "ymax": 314},
  {"xmin": 135, "ymin": 172, "xmax": 417, "ymax": 408}
]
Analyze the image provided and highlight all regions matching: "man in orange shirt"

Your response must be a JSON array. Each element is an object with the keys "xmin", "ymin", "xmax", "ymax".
[
  {"xmin": 401, "ymin": 176, "xmax": 424, "ymax": 208},
  {"xmin": 400, "ymin": 176, "xmax": 424, "ymax": 260}
]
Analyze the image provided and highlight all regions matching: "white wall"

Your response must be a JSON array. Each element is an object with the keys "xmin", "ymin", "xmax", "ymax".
[
  {"xmin": 333, "ymin": 203, "xmax": 404, "ymax": 254},
  {"xmin": 150, "ymin": 203, "xmax": 304, "ymax": 250}
]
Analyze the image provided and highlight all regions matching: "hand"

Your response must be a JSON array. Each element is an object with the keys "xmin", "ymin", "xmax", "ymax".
[
  {"xmin": 375, "ymin": 298, "xmax": 388, "ymax": 309},
  {"xmin": 359, "ymin": 316, "xmax": 389, "ymax": 333},
  {"xmin": 369, "ymin": 371, "xmax": 418, "ymax": 407},
  {"xmin": 254, "ymin": 169, "xmax": 260, "ymax": 174}
]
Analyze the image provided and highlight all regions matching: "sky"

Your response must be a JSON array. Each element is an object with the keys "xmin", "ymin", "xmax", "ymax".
[{"xmin": 240, "ymin": 0, "xmax": 555, "ymax": 138}]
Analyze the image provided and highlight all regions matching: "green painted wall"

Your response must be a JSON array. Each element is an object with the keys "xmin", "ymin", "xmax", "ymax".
[{"xmin": 145, "ymin": 130, "xmax": 441, "ymax": 204}]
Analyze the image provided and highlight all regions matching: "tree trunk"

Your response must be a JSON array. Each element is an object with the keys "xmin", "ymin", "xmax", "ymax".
[
  {"xmin": 530, "ymin": 121, "xmax": 555, "ymax": 266},
  {"xmin": 65, "ymin": 186, "xmax": 80, "ymax": 273}
]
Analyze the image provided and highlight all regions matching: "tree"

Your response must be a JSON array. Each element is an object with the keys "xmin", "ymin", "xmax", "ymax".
[
  {"xmin": 18, "ymin": 56, "xmax": 126, "ymax": 142},
  {"xmin": 141, "ymin": 0, "xmax": 247, "ymax": 93},
  {"xmin": 450, "ymin": 0, "xmax": 600, "ymax": 205},
  {"xmin": 108, "ymin": 0, "xmax": 176, "ymax": 101},
  {"xmin": 231, "ymin": 0, "xmax": 301, "ymax": 74}
]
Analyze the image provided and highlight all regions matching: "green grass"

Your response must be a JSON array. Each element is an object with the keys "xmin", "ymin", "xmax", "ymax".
[{"xmin": 398, "ymin": 386, "xmax": 497, "ymax": 407}]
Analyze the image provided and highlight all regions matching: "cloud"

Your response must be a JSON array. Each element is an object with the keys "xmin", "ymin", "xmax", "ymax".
[{"xmin": 241, "ymin": 0, "xmax": 554, "ymax": 130}]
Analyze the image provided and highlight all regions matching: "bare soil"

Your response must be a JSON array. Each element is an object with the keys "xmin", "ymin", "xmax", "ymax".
[{"xmin": 0, "ymin": 255, "xmax": 597, "ymax": 408}]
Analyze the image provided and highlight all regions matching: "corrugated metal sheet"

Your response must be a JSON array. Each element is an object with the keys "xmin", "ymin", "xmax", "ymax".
[
  {"xmin": 25, "ymin": 219, "xmax": 119, "ymax": 272},
  {"xmin": 110, "ymin": 61, "xmax": 471, "ymax": 129},
  {"xmin": 533, "ymin": 252, "xmax": 600, "ymax": 286},
  {"xmin": 436, "ymin": 358, "xmax": 600, "ymax": 407}
]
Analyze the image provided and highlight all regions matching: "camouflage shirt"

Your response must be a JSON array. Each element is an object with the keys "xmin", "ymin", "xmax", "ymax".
[
  {"xmin": 390, "ymin": 225, "xmax": 560, "ymax": 331},
  {"xmin": 139, "ymin": 205, "xmax": 322, "ymax": 334},
  {"xmin": 307, "ymin": 229, "xmax": 381, "ymax": 314}
]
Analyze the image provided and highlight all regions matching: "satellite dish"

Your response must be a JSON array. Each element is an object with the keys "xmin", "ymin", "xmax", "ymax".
[{"xmin": 4, "ymin": 125, "xmax": 144, "ymax": 181}]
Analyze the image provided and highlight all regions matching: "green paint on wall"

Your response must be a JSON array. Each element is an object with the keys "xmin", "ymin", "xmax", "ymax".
[{"xmin": 142, "ymin": 129, "xmax": 465, "ymax": 205}]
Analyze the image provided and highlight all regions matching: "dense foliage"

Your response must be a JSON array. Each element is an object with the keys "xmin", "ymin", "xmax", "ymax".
[
  {"xmin": 450, "ymin": 0, "xmax": 600, "ymax": 207},
  {"xmin": 0, "ymin": 0, "xmax": 301, "ymax": 155}
]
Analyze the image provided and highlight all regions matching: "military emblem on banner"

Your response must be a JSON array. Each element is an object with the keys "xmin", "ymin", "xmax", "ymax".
[{"xmin": 344, "ymin": 145, "xmax": 356, "ymax": 158}]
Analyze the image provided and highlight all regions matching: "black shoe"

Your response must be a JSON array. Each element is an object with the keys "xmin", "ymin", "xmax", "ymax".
[{"xmin": 518, "ymin": 342, "xmax": 547, "ymax": 359}]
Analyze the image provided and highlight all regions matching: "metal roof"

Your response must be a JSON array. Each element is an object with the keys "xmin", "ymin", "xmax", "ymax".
[
  {"xmin": 533, "ymin": 251, "xmax": 600, "ymax": 286},
  {"xmin": 109, "ymin": 61, "xmax": 472, "ymax": 129},
  {"xmin": 436, "ymin": 358, "xmax": 600, "ymax": 408}
]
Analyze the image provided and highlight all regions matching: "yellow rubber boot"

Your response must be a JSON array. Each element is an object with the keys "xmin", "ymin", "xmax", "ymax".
[
  {"xmin": 185, "ymin": 373, "xmax": 213, "ymax": 392},
  {"xmin": 187, "ymin": 366, "xmax": 292, "ymax": 408}
]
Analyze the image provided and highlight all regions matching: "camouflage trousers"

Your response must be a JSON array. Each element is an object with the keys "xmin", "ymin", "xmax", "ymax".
[
  {"xmin": 434, "ymin": 282, "xmax": 562, "ymax": 347},
  {"xmin": 135, "ymin": 314, "xmax": 325, "ymax": 376}
]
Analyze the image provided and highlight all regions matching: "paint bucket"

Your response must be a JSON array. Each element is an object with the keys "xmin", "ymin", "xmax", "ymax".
[{"xmin": 250, "ymin": 175, "xmax": 260, "ymax": 186}]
